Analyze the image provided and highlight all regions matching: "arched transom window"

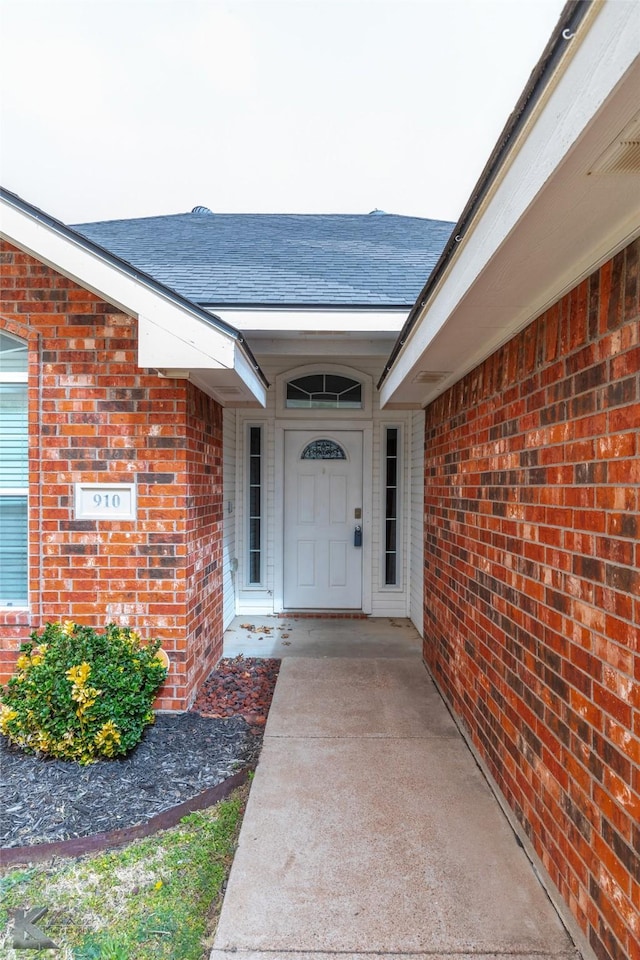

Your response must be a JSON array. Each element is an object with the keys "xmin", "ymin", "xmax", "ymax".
[
  {"xmin": 301, "ymin": 439, "xmax": 346, "ymax": 460},
  {"xmin": 286, "ymin": 374, "xmax": 362, "ymax": 409}
]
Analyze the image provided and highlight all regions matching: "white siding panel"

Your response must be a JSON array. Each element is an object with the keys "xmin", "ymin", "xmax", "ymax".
[
  {"xmin": 222, "ymin": 408, "xmax": 237, "ymax": 629},
  {"xmin": 236, "ymin": 387, "xmax": 276, "ymax": 611},
  {"xmin": 409, "ymin": 409, "xmax": 424, "ymax": 636}
]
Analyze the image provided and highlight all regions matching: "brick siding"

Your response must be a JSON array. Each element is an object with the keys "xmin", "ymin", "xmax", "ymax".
[
  {"xmin": 423, "ymin": 238, "xmax": 639, "ymax": 960},
  {"xmin": 0, "ymin": 242, "xmax": 224, "ymax": 709}
]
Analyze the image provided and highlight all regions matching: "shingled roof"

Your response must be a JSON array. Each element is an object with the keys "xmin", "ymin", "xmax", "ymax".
[{"xmin": 74, "ymin": 209, "xmax": 454, "ymax": 308}]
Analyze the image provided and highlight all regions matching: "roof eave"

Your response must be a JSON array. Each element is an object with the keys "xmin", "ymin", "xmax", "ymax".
[
  {"xmin": 380, "ymin": 0, "xmax": 640, "ymax": 408},
  {"xmin": 378, "ymin": 0, "xmax": 592, "ymax": 394},
  {"xmin": 0, "ymin": 187, "xmax": 268, "ymax": 405}
]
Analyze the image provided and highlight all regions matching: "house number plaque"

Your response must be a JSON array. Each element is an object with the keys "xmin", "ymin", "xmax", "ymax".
[{"xmin": 75, "ymin": 483, "xmax": 137, "ymax": 520}]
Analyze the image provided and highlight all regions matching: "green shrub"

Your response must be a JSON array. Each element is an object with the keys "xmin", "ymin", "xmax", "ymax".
[{"xmin": 0, "ymin": 621, "xmax": 167, "ymax": 765}]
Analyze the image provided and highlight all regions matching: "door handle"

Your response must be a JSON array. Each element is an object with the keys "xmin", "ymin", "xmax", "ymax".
[{"xmin": 354, "ymin": 525, "xmax": 362, "ymax": 547}]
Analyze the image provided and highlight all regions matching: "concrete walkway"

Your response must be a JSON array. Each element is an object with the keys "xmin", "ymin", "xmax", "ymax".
[{"xmin": 212, "ymin": 627, "xmax": 579, "ymax": 960}]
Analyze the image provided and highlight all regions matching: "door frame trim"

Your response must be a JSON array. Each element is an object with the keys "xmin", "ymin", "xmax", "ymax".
[{"xmin": 274, "ymin": 419, "xmax": 373, "ymax": 614}]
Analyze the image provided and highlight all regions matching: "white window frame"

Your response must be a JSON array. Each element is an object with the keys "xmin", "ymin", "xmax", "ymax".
[
  {"xmin": 244, "ymin": 422, "xmax": 265, "ymax": 588},
  {"xmin": 0, "ymin": 334, "xmax": 29, "ymax": 609},
  {"xmin": 380, "ymin": 422, "xmax": 403, "ymax": 592},
  {"xmin": 285, "ymin": 373, "xmax": 363, "ymax": 410},
  {"xmin": 275, "ymin": 363, "xmax": 373, "ymax": 419}
]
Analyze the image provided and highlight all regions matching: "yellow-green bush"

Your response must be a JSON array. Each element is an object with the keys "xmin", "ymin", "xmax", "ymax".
[{"xmin": 0, "ymin": 621, "xmax": 167, "ymax": 764}]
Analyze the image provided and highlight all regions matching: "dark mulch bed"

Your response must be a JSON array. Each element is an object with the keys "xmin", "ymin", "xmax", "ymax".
[{"xmin": 0, "ymin": 657, "xmax": 280, "ymax": 851}]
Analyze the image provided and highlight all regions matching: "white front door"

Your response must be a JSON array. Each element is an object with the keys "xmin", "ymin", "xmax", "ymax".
[{"xmin": 284, "ymin": 430, "xmax": 363, "ymax": 609}]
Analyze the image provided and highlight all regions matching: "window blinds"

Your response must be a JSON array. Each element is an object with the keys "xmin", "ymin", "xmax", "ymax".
[{"xmin": 0, "ymin": 334, "xmax": 28, "ymax": 606}]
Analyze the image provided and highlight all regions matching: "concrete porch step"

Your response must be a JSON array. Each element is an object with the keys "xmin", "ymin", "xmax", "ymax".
[{"xmin": 223, "ymin": 615, "xmax": 423, "ymax": 659}]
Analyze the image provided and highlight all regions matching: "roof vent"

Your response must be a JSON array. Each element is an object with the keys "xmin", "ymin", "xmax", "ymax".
[
  {"xmin": 368, "ymin": 208, "xmax": 386, "ymax": 215},
  {"xmin": 589, "ymin": 112, "xmax": 640, "ymax": 175},
  {"xmin": 216, "ymin": 386, "xmax": 243, "ymax": 397},
  {"xmin": 412, "ymin": 371, "xmax": 450, "ymax": 384},
  {"xmin": 191, "ymin": 205, "xmax": 213, "ymax": 215}
]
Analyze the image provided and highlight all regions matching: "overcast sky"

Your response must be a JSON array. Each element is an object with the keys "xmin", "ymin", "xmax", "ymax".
[{"xmin": 0, "ymin": 0, "xmax": 566, "ymax": 226}]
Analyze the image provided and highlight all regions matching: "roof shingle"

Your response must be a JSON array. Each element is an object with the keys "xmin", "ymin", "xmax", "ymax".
[{"xmin": 74, "ymin": 211, "xmax": 454, "ymax": 307}]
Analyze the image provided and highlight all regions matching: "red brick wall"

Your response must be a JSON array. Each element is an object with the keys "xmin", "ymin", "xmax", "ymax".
[
  {"xmin": 183, "ymin": 385, "xmax": 224, "ymax": 707},
  {"xmin": 423, "ymin": 238, "xmax": 639, "ymax": 960},
  {"xmin": 0, "ymin": 242, "xmax": 225, "ymax": 709}
]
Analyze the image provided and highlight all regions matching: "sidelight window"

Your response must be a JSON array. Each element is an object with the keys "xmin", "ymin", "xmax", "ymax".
[
  {"xmin": 383, "ymin": 426, "xmax": 400, "ymax": 587},
  {"xmin": 247, "ymin": 425, "xmax": 263, "ymax": 585}
]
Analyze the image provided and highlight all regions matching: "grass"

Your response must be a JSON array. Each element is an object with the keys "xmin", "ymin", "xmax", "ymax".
[{"xmin": 0, "ymin": 785, "xmax": 247, "ymax": 960}]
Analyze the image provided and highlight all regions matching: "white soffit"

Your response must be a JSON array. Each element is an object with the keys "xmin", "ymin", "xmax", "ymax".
[
  {"xmin": 210, "ymin": 307, "xmax": 409, "ymax": 334},
  {"xmin": 381, "ymin": 0, "xmax": 640, "ymax": 409},
  {"xmin": 0, "ymin": 196, "xmax": 267, "ymax": 408},
  {"xmin": 249, "ymin": 337, "xmax": 395, "ymax": 359}
]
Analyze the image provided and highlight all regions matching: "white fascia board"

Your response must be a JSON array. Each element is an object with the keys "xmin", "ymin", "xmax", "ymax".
[
  {"xmin": 1, "ymin": 198, "xmax": 265, "ymax": 404},
  {"xmin": 232, "ymin": 343, "xmax": 267, "ymax": 407},
  {"xmin": 1, "ymin": 201, "xmax": 195, "ymax": 330},
  {"xmin": 137, "ymin": 311, "xmax": 234, "ymax": 369},
  {"xmin": 381, "ymin": 0, "xmax": 640, "ymax": 407},
  {"xmin": 211, "ymin": 308, "xmax": 408, "ymax": 334},
  {"xmin": 129, "ymin": 324, "xmax": 266, "ymax": 407}
]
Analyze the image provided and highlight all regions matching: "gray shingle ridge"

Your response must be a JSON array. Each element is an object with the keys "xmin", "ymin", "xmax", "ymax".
[{"xmin": 74, "ymin": 210, "xmax": 455, "ymax": 307}]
